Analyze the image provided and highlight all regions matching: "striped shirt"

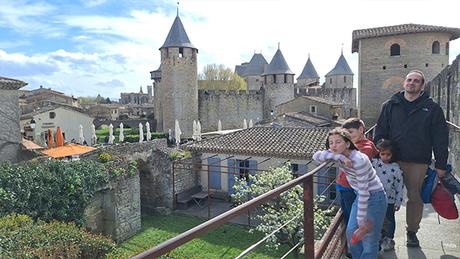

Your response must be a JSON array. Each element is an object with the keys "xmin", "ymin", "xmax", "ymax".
[{"xmin": 313, "ymin": 149, "xmax": 384, "ymax": 224}]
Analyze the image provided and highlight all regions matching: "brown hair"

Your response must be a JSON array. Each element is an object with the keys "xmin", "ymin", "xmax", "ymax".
[
  {"xmin": 342, "ymin": 117, "xmax": 365, "ymax": 130},
  {"xmin": 325, "ymin": 127, "xmax": 358, "ymax": 151}
]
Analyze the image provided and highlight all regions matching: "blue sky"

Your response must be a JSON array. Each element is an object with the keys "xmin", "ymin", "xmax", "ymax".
[{"xmin": 1, "ymin": 0, "xmax": 460, "ymax": 99}]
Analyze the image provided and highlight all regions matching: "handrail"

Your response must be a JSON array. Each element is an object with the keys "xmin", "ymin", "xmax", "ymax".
[
  {"xmin": 132, "ymin": 161, "xmax": 330, "ymax": 259},
  {"xmin": 447, "ymin": 121, "xmax": 460, "ymax": 131}
]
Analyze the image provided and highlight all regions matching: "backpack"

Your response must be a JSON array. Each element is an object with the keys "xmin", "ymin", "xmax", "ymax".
[
  {"xmin": 431, "ymin": 181, "xmax": 459, "ymax": 220},
  {"xmin": 421, "ymin": 167, "xmax": 437, "ymax": 204}
]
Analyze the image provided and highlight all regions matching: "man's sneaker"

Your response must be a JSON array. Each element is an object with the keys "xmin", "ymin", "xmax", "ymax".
[
  {"xmin": 406, "ymin": 231, "xmax": 420, "ymax": 247},
  {"xmin": 381, "ymin": 237, "xmax": 395, "ymax": 251}
]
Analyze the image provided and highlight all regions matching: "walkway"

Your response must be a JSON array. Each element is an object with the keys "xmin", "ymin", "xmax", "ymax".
[{"xmin": 380, "ymin": 198, "xmax": 460, "ymax": 259}]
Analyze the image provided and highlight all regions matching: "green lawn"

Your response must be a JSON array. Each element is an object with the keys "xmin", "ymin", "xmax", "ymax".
[{"xmin": 107, "ymin": 214, "xmax": 291, "ymax": 259}]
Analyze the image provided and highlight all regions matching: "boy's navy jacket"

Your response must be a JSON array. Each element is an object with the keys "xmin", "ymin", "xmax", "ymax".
[{"xmin": 375, "ymin": 91, "xmax": 449, "ymax": 170}]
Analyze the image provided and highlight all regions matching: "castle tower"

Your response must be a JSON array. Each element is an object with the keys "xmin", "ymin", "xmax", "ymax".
[
  {"xmin": 353, "ymin": 24, "xmax": 460, "ymax": 125},
  {"xmin": 236, "ymin": 53, "xmax": 268, "ymax": 91},
  {"xmin": 324, "ymin": 52, "xmax": 354, "ymax": 89},
  {"xmin": 147, "ymin": 84, "xmax": 153, "ymax": 103},
  {"xmin": 154, "ymin": 14, "xmax": 198, "ymax": 136},
  {"xmin": 262, "ymin": 46, "xmax": 295, "ymax": 119},
  {"xmin": 295, "ymin": 55, "xmax": 320, "ymax": 95}
]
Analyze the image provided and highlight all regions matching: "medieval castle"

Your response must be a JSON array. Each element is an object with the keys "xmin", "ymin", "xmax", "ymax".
[{"xmin": 151, "ymin": 14, "xmax": 460, "ymax": 135}]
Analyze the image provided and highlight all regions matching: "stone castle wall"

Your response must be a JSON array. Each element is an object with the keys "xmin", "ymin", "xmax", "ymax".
[
  {"xmin": 358, "ymin": 32, "xmax": 451, "ymax": 126},
  {"xmin": 426, "ymin": 54, "xmax": 460, "ymax": 172},
  {"xmin": 198, "ymin": 90, "xmax": 264, "ymax": 131},
  {"xmin": 0, "ymin": 89, "xmax": 21, "ymax": 163}
]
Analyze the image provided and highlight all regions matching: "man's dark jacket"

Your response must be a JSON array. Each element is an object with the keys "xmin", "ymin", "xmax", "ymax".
[{"xmin": 374, "ymin": 91, "xmax": 448, "ymax": 170}]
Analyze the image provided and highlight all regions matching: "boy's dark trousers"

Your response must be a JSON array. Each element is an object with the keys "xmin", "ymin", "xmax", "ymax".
[
  {"xmin": 339, "ymin": 188, "xmax": 356, "ymax": 224},
  {"xmin": 382, "ymin": 203, "xmax": 396, "ymax": 239}
]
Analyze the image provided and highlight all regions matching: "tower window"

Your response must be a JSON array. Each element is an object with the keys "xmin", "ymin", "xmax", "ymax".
[
  {"xmin": 284, "ymin": 74, "xmax": 287, "ymax": 83},
  {"xmin": 179, "ymin": 48, "xmax": 184, "ymax": 58},
  {"xmin": 343, "ymin": 76, "xmax": 346, "ymax": 83},
  {"xmin": 432, "ymin": 41, "xmax": 440, "ymax": 54},
  {"xmin": 390, "ymin": 44, "xmax": 400, "ymax": 56},
  {"xmin": 404, "ymin": 64, "xmax": 407, "ymax": 68},
  {"xmin": 383, "ymin": 66, "xmax": 386, "ymax": 70},
  {"xmin": 310, "ymin": 105, "xmax": 317, "ymax": 114},
  {"xmin": 425, "ymin": 63, "xmax": 429, "ymax": 67},
  {"xmin": 273, "ymin": 75, "xmax": 276, "ymax": 84},
  {"xmin": 329, "ymin": 78, "xmax": 332, "ymax": 84},
  {"xmin": 446, "ymin": 42, "xmax": 449, "ymax": 55}
]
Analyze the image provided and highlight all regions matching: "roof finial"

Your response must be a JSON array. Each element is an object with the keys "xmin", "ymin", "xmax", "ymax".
[
  {"xmin": 177, "ymin": 2, "xmax": 179, "ymax": 16},
  {"xmin": 278, "ymin": 42, "xmax": 280, "ymax": 50},
  {"xmin": 341, "ymin": 43, "xmax": 344, "ymax": 55},
  {"xmin": 308, "ymin": 52, "xmax": 310, "ymax": 59}
]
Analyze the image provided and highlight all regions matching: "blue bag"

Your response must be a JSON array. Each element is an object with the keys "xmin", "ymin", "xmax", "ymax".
[{"xmin": 421, "ymin": 167, "xmax": 438, "ymax": 203}]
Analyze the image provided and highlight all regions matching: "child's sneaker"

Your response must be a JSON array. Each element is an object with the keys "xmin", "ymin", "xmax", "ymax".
[{"xmin": 381, "ymin": 237, "xmax": 395, "ymax": 251}]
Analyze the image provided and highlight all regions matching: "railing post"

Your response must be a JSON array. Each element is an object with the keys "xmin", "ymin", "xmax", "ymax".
[{"xmin": 304, "ymin": 175, "xmax": 314, "ymax": 259}]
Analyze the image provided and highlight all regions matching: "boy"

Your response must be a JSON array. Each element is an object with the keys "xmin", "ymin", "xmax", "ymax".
[{"xmin": 338, "ymin": 118, "xmax": 379, "ymax": 224}]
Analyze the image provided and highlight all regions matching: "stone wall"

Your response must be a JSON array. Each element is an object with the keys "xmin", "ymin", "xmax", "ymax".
[
  {"xmin": 84, "ymin": 174, "xmax": 141, "ymax": 243},
  {"xmin": 426, "ymin": 54, "xmax": 460, "ymax": 172},
  {"xmin": 198, "ymin": 90, "xmax": 264, "ymax": 132},
  {"xmin": 0, "ymin": 89, "xmax": 21, "ymax": 163},
  {"xmin": 296, "ymin": 87, "xmax": 357, "ymax": 118},
  {"xmin": 358, "ymin": 32, "xmax": 451, "ymax": 126}
]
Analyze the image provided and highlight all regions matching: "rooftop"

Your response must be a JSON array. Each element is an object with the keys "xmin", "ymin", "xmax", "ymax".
[
  {"xmin": 263, "ymin": 48, "xmax": 294, "ymax": 75},
  {"xmin": 0, "ymin": 76, "xmax": 27, "ymax": 90},
  {"xmin": 161, "ymin": 15, "xmax": 196, "ymax": 50},
  {"xmin": 185, "ymin": 127, "xmax": 329, "ymax": 160},
  {"xmin": 352, "ymin": 23, "xmax": 460, "ymax": 53}
]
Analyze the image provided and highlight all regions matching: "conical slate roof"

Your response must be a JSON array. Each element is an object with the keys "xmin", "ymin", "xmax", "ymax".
[
  {"xmin": 161, "ymin": 15, "xmax": 196, "ymax": 49},
  {"xmin": 326, "ymin": 54, "xmax": 353, "ymax": 76},
  {"xmin": 263, "ymin": 49, "xmax": 294, "ymax": 75},
  {"xmin": 297, "ymin": 57, "xmax": 319, "ymax": 80},
  {"xmin": 243, "ymin": 53, "xmax": 268, "ymax": 76}
]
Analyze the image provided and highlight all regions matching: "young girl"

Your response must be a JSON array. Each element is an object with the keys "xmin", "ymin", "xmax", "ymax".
[
  {"xmin": 372, "ymin": 139, "xmax": 403, "ymax": 251},
  {"xmin": 313, "ymin": 128, "xmax": 387, "ymax": 259}
]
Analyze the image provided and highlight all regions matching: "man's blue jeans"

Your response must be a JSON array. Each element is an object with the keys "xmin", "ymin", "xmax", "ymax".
[{"xmin": 346, "ymin": 190, "xmax": 387, "ymax": 259}]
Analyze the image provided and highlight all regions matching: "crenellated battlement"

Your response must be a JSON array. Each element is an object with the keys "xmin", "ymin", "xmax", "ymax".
[{"xmin": 198, "ymin": 89, "xmax": 263, "ymax": 98}]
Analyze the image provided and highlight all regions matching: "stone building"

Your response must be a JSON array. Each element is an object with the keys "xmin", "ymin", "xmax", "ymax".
[
  {"xmin": 0, "ymin": 76, "xmax": 27, "ymax": 163},
  {"xmin": 152, "ymin": 14, "xmax": 356, "ymax": 135},
  {"xmin": 120, "ymin": 86, "xmax": 153, "ymax": 105},
  {"xmin": 352, "ymin": 23, "xmax": 460, "ymax": 125},
  {"xmin": 19, "ymin": 86, "xmax": 79, "ymax": 115}
]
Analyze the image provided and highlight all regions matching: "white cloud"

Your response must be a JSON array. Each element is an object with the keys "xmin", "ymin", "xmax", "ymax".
[{"xmin": 82, "ymin": 0, "xmax": 108, "ymax": 8}]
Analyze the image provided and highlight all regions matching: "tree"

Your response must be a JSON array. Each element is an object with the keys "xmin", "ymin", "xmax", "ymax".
[
  {"xmin": 198, "ymin": 64, "xmax": 247, "ymax": 91},
  {"xmin": 231, "ymin": 164, "xmax": 334, "ymax": 258}
]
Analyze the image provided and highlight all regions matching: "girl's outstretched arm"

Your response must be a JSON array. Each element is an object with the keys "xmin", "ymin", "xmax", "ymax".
[{"xmin": 313, "ymin": 150, "xmax": 347, "ymax": 163}]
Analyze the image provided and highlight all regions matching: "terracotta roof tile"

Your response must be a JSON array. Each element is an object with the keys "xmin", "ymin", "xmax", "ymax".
[{"xmin": 185, "ymin": 127, "xmax": 329, "ymax": 160}]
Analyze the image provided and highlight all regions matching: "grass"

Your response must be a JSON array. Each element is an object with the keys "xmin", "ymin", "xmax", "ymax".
[{"xmin": 107, "ymin": 214, "xmax": 291, "ymax": 259}]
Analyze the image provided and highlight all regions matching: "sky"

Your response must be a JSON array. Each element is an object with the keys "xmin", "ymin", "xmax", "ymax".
[{"xmin": 1, "ymin": 0, "xmax": 460, "ymax": 100}]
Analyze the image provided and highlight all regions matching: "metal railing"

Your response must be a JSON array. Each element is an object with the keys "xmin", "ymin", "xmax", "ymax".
[{"xmin": 132, "ymin": 161, "xmax": 334, "ymax": 259}]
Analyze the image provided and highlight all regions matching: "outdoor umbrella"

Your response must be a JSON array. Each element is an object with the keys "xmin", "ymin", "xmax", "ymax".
[
  {"xmin": 47, "ymin": 128, "xmax": 54, "ymax": 149},
  {"xmin": 108, "ymin": 124, "xmax": 114, "ymax": 144},
  {"xmin": 139, "ymin": 123, "xmax": 144, "ymax": 142},
  {"xmin": 91, "ymin": 124, "xmax": 97, "ymax": 146},
  {"xmin": 79, "ymin": 124, "xmax": 85, "ymax": 145},
  {"xmin": 175, "ymin": 119, "xmax": 181, "ymax": 147},
  {"xmin": 119, "ymin": 123, "xmax": 124, "ymax": 143},
  {"xmin": 55, "ymin": 127, "xmax": 64, "ymax": 147},
  {"xmin": 192, "ymin": 120, "xmax": 197, "ymax": 140},
  {"xmin": 196, "ymin": 120, "xmax": 202, "ymax": 141},
  {"xmin": 146, "ymin": 122, "xmax": 151, "ymax": 141}
]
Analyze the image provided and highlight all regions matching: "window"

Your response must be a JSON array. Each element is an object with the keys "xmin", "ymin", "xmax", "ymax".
[
  {"xmin": 237, "ymin": 160, "xmax": 250, "ymax": 182},
  {"xmin": 179, "ymin": 47, "xmax": 184, "ymax": 58},
  {"xmin": 329, "ymin": 78, "xmax": 332, "ymax": 84},
  {"xmin": 343, "ymin": 76, "xmax": 346, "ymax": 83},
  {"xmin": 432, "ymin": 41, "xmax": 440, "ymax": 54},
  {"xmin": 273, "ymin": 75, "xmax": 276, "ymax": 84},
  {"xmin": 404, "ymin": 64, "xmax": 407, "ymax": 68},
  {"xmin": 390, "ymin": 44, "xmax": 400, "ymax": 56},
  {"xmin": 49, "ymin": 112, "xmax": 56, "ymax": 119},
  {"xmin": 264, "ymin": 76, "xmax": 267, "ymax": 84},
  {"xmin": 382, "ymin": 66, "xmax": 386, "ymax": 70},
  {"xmin": 284, "ymin": 74, "xmax": 287, "ymax": 83},
  {"xmin": 446, "ymin": 42, "xmax": 449, "ymax": 55},
  {"xmin": 291, "ymin": 163, "xmax": 299, "ymax": 174},
  {"xmin": 310, "ymin": 105, "xmax": 317, "ymax": 113},
  {"xmin": 425, "ymin": 63, "xmax": 429, "ymax": 67}
]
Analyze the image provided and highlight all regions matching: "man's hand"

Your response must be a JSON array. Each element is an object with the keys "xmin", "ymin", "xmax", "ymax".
[{"xmin": 435, "ymin": 168, "xmax": 447, "ymax": 178}]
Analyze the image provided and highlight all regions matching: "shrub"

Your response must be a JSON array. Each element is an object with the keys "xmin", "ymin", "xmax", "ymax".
[
  {"xmin": 169, "ymin": 150, "xmax": 192, "ymax": 160},
  {"xmin": 0, "ymin": 214, "xmax": 115, "ymax": 258},
  {"xmin": 0, "ymin": 160, "xmax": 109, "ymax": 225},
  {"xmin": 98, "ymin": 152, "xmax": 113, "ymax": 163}
]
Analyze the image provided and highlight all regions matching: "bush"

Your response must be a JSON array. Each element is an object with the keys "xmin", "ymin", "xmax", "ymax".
[
  {"xmin": 98, "ymin": 152, "xmax": 113, "ymax": 163},
  {"xmin": 169, "ymin": 150, "xmax": 192, "ymax": 160},
  {"xmin": 0, "ymin": 160, "xmax": 109, "ymax": 225},
  {"xmin": 0, "ymin": 214, "xmax": 115, "ymax": 258}
]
